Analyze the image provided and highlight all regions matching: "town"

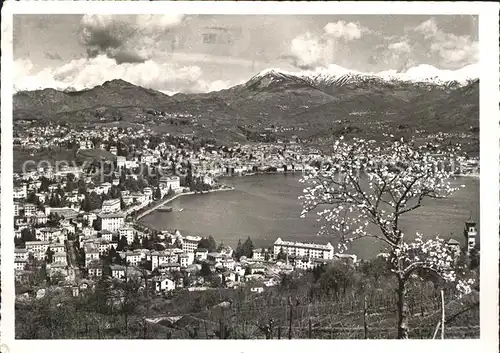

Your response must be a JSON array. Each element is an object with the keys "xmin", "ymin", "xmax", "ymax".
[
  {"xmin": 12, "ymin": 123, "xmax": 334, "ymax": 296},
  {"xmin": 13, "ymin": 122, "xmax": 480, "ymax": 302}
]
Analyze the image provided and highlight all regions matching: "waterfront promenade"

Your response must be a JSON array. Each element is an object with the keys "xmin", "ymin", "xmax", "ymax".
[{"xmin": 135, "ymin": 186, "xmax": 235, "ymax": 220}]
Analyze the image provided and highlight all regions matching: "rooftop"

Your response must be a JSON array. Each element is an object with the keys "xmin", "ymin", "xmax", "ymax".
[
  {"xmin": 99, "ymin": 211, "xmax": 125, "ymax": 218},
  {"xmin": 274, "ymin": 237, "xmax": 333, "ymax": 250}
]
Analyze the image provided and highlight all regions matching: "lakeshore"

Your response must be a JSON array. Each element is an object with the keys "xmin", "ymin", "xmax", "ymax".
[
  {"xmin": 135, "ymin": 186, "xmax": 236, "ymax": 220},
  {"xmin": 140, "ymin": 174, "xmax": 479, "ymax": 258}
]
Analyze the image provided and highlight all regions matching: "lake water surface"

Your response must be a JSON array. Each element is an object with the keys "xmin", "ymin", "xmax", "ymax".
[{"xmin": 140, "ymin": 174, "xmax": 479, "ymax": 259}]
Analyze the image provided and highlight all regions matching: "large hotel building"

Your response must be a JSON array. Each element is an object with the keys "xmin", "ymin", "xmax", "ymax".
[{"xmin": 273, "ymin": 238, "xmax": 335, "ymax": 260}]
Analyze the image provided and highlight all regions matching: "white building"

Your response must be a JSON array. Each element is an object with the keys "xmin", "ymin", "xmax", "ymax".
[
  {"xmin": 195, "ymin": 248, "xmax": 208, "ymax": 261},
  {"xmin": 464, "ymin": 218, "xmax": 478, "ymax": 255},
  {"xmin": 160, "ymin": 176, "xmax": 181, "ymax": 191},
  {"xmin": 179, "ymin": 254, "xmax": 191, "ymax": 268},
  {"xmin": 111, "ymin": 265, "xmax": 126, "ymax": 279},
  {"xmin": 273, "ymin": 238, "xmax": 334, "ymax": 260},
  {"xmin": 221, "ymin": 258, "xmax": 236, "ymax": 270},
  {"xmin": 15, "ymin": 248, "xmax": 29, "ymax": 262},
  {"xmin": 151, "ymin": 250, "xmax": 179, "ymax": 271},
  {"xmin": 53, "ymin": 252, "xmax": 68, "ymax": 265},
  {"xmin": 252, "ymin": 248, "xmax": 269, "ymax": 261},
  {"xmin": 151, "ymin": 252, "xmax": 169, "ymax": 271},
  {"xmin": 25, "ymin": 241, "xmax": 50, "ymax": 261},
  {"xmin": 13, "ymin": 185, "xmax": 27, "ymax": 200},
  {"xmin": 101, "ymin": 231, "xmax": 114, "ymax": 242},
  {"xmin": 88, "ymin": 264, "xmax": 103, "ymax": 278},
  {"xmin": 154, "ymin": 277, "xmax": 175, "ymax": 292},
  {"xmin": 83, "ymin": 212, "xmax": 97, "ymax": 226},
  {"xmin": 98, "ymin": 212, "xmax": 125, "ymax": 232},
  {"xmin": 182, "ymin": 235, "xmax": 202, "ymax": 254},
  {"xmin": 35, "ymin": 227, "xmax": 62, "ymax": 242},
  {"xmin": 144, "ymin": 187, "xmax": 153, "ymax": 199},
  {"xmin": 14, "ymin": 202, "xmax": 20, "ymax": 217},
  {"xmin": 84, "ymin": 245, "xmax": 100, "ymax": 267},
  {"xmin": 49, "ymin": 243, "xmax": 65, "ymax": 254},
  {"xmin": 23, "ymin": 203, "xmax": 37, "ymax": 217},
  {"xmin": 102, "ymin": 198, "xmax": 121, "ymax": 213},
  {"xmin": 15, "ymin": 261, "xmax": 27, "ymax": 271},
  {"xmin": 116, "ymin": 156, "xmax": 126, "ymax": 169},
  {"xmin": 119, "ymin": 227, "xmax": 135, "ymax": 244},
  {"xmin": 125, "ymin": 252, "xmax": 142, "ymax": 266},
  {"xmin": 203, "ymin": 175, "xmax": 214, "ymax": 186}
]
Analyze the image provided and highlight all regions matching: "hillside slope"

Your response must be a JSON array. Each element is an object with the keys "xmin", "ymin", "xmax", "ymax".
[{"xmin": 13, "ymin": 70, "xmax": 479, "ymax": 140}]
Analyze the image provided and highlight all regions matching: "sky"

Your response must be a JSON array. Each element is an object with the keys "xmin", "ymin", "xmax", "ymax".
[{"xmin": 13, "ymin": 14, "xmax": 479, "ymax": 94}]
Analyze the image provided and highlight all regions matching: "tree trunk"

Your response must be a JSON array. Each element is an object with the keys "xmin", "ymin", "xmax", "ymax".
[
  {"xmin": 363, "ymin": 295, "xmax": 369, "ymax": 339},
  {"xmin": 397, "ymin": 277, "xmax": 409, "ymax": 339},
  {"xmin": 440, "ymin": 290, "xmax": 445, "ymax": 339}
]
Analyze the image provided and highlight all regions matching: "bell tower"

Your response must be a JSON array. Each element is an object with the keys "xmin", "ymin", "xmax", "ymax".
[{"xmin": 463, "ymin": 217, "xmax": 477, "ymax": 255}]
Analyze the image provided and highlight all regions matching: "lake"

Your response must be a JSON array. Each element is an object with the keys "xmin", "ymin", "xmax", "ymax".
[{"xmin": 140, "ymin": 174, "xmax": 479, "ymax": 259}]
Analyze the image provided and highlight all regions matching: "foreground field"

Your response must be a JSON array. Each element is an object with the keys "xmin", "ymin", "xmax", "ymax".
[{"xmin": 15, "ymin": 259, "xmax": 479, "ymax": 339}]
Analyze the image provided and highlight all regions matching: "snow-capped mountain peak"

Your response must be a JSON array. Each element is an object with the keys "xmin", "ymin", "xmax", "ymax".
[{"xmin": 249, "ymin": 63, "xmax": 478, "ymax": 89}]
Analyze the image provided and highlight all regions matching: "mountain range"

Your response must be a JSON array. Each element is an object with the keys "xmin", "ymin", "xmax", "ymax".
[{"xmin": 13, "ymin": 66, "xmax": 479, "ymax": 143}]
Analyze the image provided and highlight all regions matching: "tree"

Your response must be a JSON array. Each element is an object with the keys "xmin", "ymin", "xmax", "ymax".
[
  {"xmin": 217, "ymin": 241, "xmax": 226, "ymax": 252},
  {"xmin": 131, "ymin": 235, "xmax": 141, "ymax": 250},
  {"xmin": 49, "ymin": 272, "xmax": 66, "ymax": 285},
  {"xmin": 45, "ymin": 248, "xmax": 55, "ymax": 264},
  {"xmin": 20, "ymin": 228, "xmax": 36, "ymax": 243},
  {"xmin": 49, "ymin": 193, "xmax": 62, "ymax": 207},
  {"xmin": 38, "ymin": 176, "xmax": 51, "ymax": 192},
  {"xmin": 241, "ymin": 237, "xmax": 254, "ymax": 258},
  {"xmin": 154, "ymin": 186, "xmax": 162, "ymax": 201},
  {"xmin": 185, "ymin": 162, "xmax": 193, "ymax": 188},
  {"xmin": 210, "ymin": 275, "xmax": 223, "ymax": 288},
  {"xmin": 299, "ymin": 137, "xmax": 473, "ymax": 339},
  {"xmin": 200, "ymin": 263, "xmax": 212, "ymax": 277},
  {"xmin": 82, "ymin": 192, "xmax": 102, "ymax": 212},
  {"xmin": 26, "ymin": 191, "xmax": 40, "ymax": 205},
  {"xmin": 234, "ymin": 239, "xmax": 243, "ymax": 260},
  {"xmin": 198, "ymin": 236, "xmax": 217, "ymax": 252},
  {"xmin": 469, "ymin": 247, "xmax": 480, "ymax": 270},
  {"xmin": 117, "ymin": 236, "xmax": 129, "ymax": 251},
  {"xmin": 77, "ymin": 178, "xmax": 87, "ymax": 194},
  {"xmin": 65, "ymin": 173, "xmax": 77, "ymax": 192},
  {"xmin": 47, "ymin": 213, "xmax": 61, "ymax": 227},
  {"xmin": 109, "ymin": 185, "xmax": 121, "ymax": 199},
  {"xmin": 141, "ymin": 236, "xmax": 151, "ymax": 249},
  {"xmin": 173, "ymin": 238, "xmax": 183, "ymax": 249}
]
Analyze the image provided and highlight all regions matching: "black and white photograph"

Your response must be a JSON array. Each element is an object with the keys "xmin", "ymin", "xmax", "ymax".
[{"xmin": 0, "ymin": 1, "xmax": 499, "ymax": 350}]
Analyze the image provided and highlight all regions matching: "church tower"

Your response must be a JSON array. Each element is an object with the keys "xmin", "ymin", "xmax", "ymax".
[{"xmin": 463, "ymin": 217, "xmax": 477, "ymax": 255}]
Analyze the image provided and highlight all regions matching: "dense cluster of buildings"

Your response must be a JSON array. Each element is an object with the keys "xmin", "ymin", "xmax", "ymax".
[{"xmin": 13, "ymin": 123, "xmax": 479, "ymax": 300}]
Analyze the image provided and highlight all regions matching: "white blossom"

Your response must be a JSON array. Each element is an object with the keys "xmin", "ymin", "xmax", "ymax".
[{"xmin": 299, "ymin": 137, "xmax": 472, "ymax": 295}]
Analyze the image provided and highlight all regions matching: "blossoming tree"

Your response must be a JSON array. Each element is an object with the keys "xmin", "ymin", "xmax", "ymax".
[{"xmin": 299, "ymin": 137, "xmax": 474, "ymax": 339}]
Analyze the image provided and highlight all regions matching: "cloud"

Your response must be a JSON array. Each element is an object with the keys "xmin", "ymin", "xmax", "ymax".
[
  {"xmin": 413, "ymin": 19, "xmax": 439, "ymax": 38},
  {"xmin": 14, "ymin": 56, "xmax": 234, "ymax": 94},
  {"xmin": 80, "ymin": 14, "xmax": 185, "ymax": 64},
  {"xmin": 44, "ymin": 51, "xmax": 63, "ymax": 61},
  {"xmin": 287, "ymin": 21, "xmax": 375, "ymax": 70},
  {"xmin": 324, "ymin": 21, "xmax": 371, "ymax": 40},
  {"xmin": 387, "ymin": 40, "xmax": 412, "ymax": 54},
  {"xmin": 412, "ymin": 18, "xmax": 478, "ymax": 67},
  {"xmin": 430, "ymin": 34, "xmax": 478, "ymax": 66},
  {"xmin": 289, "ymin": 32, "xmax": 328, "ymax": 69},
  {"xmin": 368, "ymin": 37, "xmax": 414, "ymax": 70}
]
